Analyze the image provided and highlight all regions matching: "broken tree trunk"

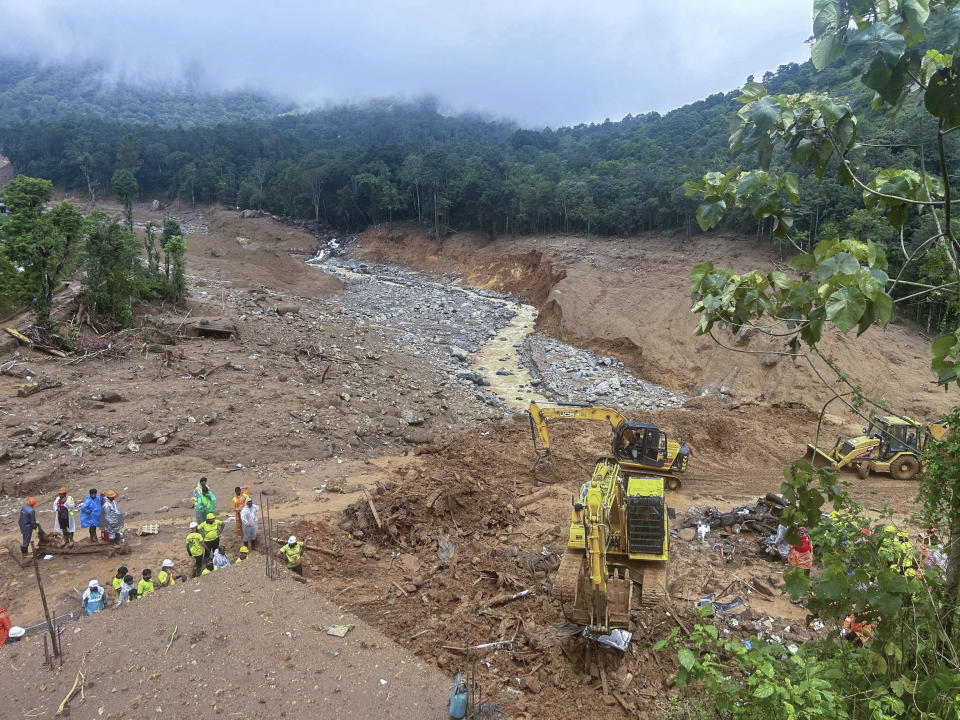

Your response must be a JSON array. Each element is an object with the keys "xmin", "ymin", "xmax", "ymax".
[{"xmin": 516, "ymin": 487, "xmax": 557, "ymax": 509}]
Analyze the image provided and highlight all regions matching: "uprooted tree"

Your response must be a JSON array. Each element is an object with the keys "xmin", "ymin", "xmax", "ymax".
[{"xmin": 678, "ymin": 2, "xmax": 960, "ymax": 717}]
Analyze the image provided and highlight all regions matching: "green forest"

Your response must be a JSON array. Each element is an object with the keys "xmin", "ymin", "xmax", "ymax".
[
  {"xmin": 1, "ymin": 28, "xmax": 959, "ymax": 333},
  {"xmin": 0, "ymin": 57, "xmax": 291, "ymax": 127}
]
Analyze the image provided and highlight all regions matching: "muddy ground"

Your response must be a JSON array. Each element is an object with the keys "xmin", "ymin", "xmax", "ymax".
[{"xmin": 0, "ymin": 204, "xmax": 953, "ymax": 719}]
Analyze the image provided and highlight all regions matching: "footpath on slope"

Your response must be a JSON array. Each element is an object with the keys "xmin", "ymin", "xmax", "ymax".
[{"xmin": 0, "ymin": 560, "xmax": 450, "ymax": 719}]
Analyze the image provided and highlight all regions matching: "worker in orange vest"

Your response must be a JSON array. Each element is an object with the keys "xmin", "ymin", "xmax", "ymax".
[{"xmin": 230, "ymin": 486, "xmax": 250, "ymax": 539}]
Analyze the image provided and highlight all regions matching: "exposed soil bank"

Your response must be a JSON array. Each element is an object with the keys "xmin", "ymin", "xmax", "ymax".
[{"xmin": 355, "ymin": 225, "xmax": 953, "ymax": 419}]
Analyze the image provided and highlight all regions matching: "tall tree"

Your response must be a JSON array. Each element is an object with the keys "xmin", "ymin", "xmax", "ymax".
[
  {"xmin": 111, "ymin": 169, "xmax": 138, "ymax": 231},
  {"xmin": 0, "ymin": 176, "xmax": 84, "ymax": 330}
]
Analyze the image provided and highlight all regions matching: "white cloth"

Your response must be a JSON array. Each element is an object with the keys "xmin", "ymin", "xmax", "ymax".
[
  {"xmin": 240, "ymin": 504, "xmax": 259, "ymax": 541},
  {"xmin": 212, "ymin": 548, "xmax": 230, "ymax": 569},
  {"xmin": 101, "ymin": 499, "xmax": 124, "ymax": 539},
  {"xmin": 115, "ymin": 581, "xmax": 136, "ymax": 606},
  {"xmin": 54, "ymin": 495, "xmax": 76, "ymax": 533}
]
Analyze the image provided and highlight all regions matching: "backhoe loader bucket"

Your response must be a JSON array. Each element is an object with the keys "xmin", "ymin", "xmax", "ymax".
[{"xmin": 802, "ymin": 444, "xmax": 836, "ymax": 469}]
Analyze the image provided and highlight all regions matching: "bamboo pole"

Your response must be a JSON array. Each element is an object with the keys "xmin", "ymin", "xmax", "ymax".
[{"xmin": 31, "ymin": 542, "xmax": 59, "ymax": 658}]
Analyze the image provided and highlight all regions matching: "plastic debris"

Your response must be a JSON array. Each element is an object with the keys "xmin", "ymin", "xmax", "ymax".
[
  {"xmin": 327, "ymin": 625, "xmax": 351, "ymax": 637},
  {"xmin": 583, "ymin": 627, "xmax": 632, "ymax": 651}
]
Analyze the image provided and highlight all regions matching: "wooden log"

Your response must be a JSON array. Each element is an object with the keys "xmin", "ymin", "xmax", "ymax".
[
  {"xmin": 516, "ymin": 487, "xmax": 557, "ymax": 509},
  {"xmin": 17, "ymin": 379, "xmax": 62, "ymax": 397}
]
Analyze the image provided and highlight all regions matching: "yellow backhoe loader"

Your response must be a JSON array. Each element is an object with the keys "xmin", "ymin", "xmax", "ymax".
[
  {"xmin": 555, "ymin": 458, "xmax": 670, "ymax": 632},
  {"xmin": 527, "ymin": 400, "xmax": 690, "ymax": 489},
  {"xmin": 804, "ymin": 415, "xmax": 949, "ymax": 481}
]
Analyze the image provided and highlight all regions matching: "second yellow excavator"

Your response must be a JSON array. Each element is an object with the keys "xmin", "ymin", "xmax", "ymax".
[{"xmin": 527, "ymin": 401, "xmax": 691, "ymax": 489}]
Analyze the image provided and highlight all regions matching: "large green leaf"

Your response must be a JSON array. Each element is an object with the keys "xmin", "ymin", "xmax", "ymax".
[
  {"xmin": 925, "ymin": 67, "xmax": 960, "ymax": 126},
  {"xmin": 812, "ymin": 34, "xmax": 845, "ymax": 70},
  {"xmin": 678, "ymin": 647, "xmax": 696, "ymax": 671},
  {"xmin": 846, "ymin": 23, "xmax": 905, "ymax": 67},
  {"xmin": 749, "ymin": 96, "xmax": 782, "ymax": 132},
  {"xmin": 696, "ymin": 199, "xmax": 727, "ymax": 231},
  {"xmin": 826, "ymin": 286, "xmax": 867, "ymax": 333},
  {"xmin": 901, "ymin": 0, "xmax": 930, "ymax": 46}
]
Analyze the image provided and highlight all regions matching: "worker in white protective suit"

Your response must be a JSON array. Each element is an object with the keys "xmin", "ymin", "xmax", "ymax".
[{"xmin": 240, "ymin": 497, "xmax": 260, "ymax": 550}]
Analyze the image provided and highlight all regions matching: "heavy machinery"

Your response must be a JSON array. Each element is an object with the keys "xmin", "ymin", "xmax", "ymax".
[
  {"xmin": 527, "ymin": 401, "xmax": 691, "ymax": 489},
  {"xmin": 555, "ymin": 458, "xmax": 671, "ymax": 632},
  {"xmin": 804, "ymin": 414, "xmax": 949, "ymax": 481}
]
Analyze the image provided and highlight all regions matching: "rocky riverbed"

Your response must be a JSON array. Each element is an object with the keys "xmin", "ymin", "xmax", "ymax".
[{"xmin": 309, "ymin": 257, "xmax": 685, "ymax": 413}]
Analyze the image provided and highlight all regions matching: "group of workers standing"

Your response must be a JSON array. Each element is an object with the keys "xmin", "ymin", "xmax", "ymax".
[
  {"xmin": 18, "ymin": 487, "xmax": 124, "ymax": 553},
  {"xmin": 6, "ymin": 477, "xmax": 306, "ymax": 642}
]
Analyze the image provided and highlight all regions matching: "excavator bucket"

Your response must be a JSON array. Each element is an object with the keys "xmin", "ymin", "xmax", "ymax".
[{"xmin": 802, "ymin": 444, "xmax": 836, "ymax": 469}]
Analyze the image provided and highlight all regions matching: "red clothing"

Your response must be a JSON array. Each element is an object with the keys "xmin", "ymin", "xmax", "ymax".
[
  {"xmin": 791, "ymin": 534, "xmax": 812, "ymax": 554},
  {"xmin": 0, "ymin": 609, "xmax": 11, "ymax": 647}
]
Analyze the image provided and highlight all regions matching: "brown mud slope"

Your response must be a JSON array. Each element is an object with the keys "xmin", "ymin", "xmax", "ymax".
[
  {"xmin": 0, "ymin": 561, "xmax": 449, "ymax": 719},
  {"xmin": 356, "ymin": 227, "xmax": 953, "ymax": 418},
  {"xmin": 295, "ymin": 401, "xmax": 929, "ymax": 720}
]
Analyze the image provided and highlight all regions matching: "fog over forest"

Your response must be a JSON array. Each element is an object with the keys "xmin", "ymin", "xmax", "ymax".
[{"xmin": 0, "ymin": 0, "xmax": 811, "ymax": 126}]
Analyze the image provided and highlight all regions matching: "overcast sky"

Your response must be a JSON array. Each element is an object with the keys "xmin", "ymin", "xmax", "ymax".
[{"xmin": 0, "ymin": 0, "xmax": 813, "ymax": 127}]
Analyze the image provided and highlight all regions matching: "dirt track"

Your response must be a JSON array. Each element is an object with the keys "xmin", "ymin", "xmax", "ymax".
[{"xmin": 1, "ymin": 206, "xmax": 954, "ymax": 718}]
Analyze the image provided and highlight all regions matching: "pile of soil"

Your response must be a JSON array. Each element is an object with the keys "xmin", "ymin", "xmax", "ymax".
[{"xmin": 0, "ymin": 560, "xmax": 450, "ymax": 719}]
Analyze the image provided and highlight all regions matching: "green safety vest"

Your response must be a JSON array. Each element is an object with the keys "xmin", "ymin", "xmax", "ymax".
[
  {"xmin": 280, "ymin": 542, "xmax": 303, "ymax": 568},
  {"xmin": 198, "ymin": 520, "xmax": 221, "ymax": 542},
  {"xmin": 186, "ymin": 531, "xmax": 204, "ymax": 557},
  {"xmin": 137, "ymin": 579, "xmax": 154, "ymax": 597},
  {"xmin": 157, "ymin": 570, "xmax": 175, "ymax": 586}
]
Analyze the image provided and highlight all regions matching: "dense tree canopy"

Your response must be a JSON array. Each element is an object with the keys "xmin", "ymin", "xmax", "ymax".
[{"xmin": 3, "ymin": 15, "xmax": 960, "ymax": 336}]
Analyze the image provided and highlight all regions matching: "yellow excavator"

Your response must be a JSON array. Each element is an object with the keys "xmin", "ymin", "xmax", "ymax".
[
  {"xmin": 804, "ymin": 415, "xmax": 949, "ymax": 481},
  {"xmin": 555, "ymin": 458, "xmax": 670, "ymax": 632},
  {"xmin": 527, "ymin": 401, "xmax": 690, "ymax": 490}
]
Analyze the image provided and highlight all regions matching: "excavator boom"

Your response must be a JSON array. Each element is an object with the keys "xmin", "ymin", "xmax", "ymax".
[{"xmin": 528, "ymin": 400, "xmax": 690, "ymax": 488}]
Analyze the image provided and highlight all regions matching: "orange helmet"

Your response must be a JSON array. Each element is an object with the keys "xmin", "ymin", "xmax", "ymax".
[{"xmin": 27, "ymin": 497, "xmax": 37, "ymax": 506}]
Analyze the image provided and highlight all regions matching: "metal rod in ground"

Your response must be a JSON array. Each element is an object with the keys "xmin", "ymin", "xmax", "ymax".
[
  {"xmin": 43, "ymin": 634, "xmax": 50, "ymax": 668},
  {"xmin": 31, "ymin": 542, "xmax": 59, "ymax": 658}
]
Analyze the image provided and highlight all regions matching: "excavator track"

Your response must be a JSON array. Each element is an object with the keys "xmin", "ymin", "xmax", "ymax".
[
  {"xmin": 555, "ymin": 550, "xmax": 584, "ymax": 621},
  {"xmin": 639, "ymin": 562, "xmax": 669, "ymax": 606}
]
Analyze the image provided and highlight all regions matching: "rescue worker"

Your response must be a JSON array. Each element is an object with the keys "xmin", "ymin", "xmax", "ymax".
[
  {"xmin": 788, "ymin": 526, "xmax": 814, "ymax": 573},
  {"xmin": 240, "ymin": 497, "xmax": 259, "ymax": 550},
  {"xmin": 231, "ymin": 486, "xmax": 250, "ymax": 539},
  {"xmin": 0, "ymin": 606, "xmax": 11, "ymax": 647},
  {"xmin": 198, "ymin": 512, "xmax": 224, "ymax": 560},
  {"xmin": 193, "ymin": 477, "xmax": 210, "ymax": 525},
  {"xmin": 212, "ymin": 548, "xmax": 230, "ymax": 569},
  {"xmin": 115, "ymin": 574, "xmax": 137, "ymax": 606},
  {"xmin": 186, "ymin": 522, "xmax": 205, "ymax": 577},
  {"xmin": 278, "ymin": 535, "xmax": 304, "ymax": 576},
  {"xmin": 112, "ymin": 566, "xmax": 129, "ymax": 598},
  {"xmin": 79, "ymin": 488, "xmax": 102, "ymax": 542},
  {"xmin": 54, "ymin": 487, "xmax": 76, "ymax": 546},
  {"xmin": 101, "ymin": 490, "xmax": 124, "ymax": 543},
  {"xmin": 196, "ymin": 485, "xmax": 217, "ymax": 526},
  {"xmin": 236, "ymin": 546, "xmax": 249, "ymax": 563},
  {"xmin": 156, "ymin": 559, "xmax": 176, "ymax": 587},
  {"xmin": 137, "ymin": 569, "xmax": 155, "ymax": 597},
  {"xmin": 81, "ymin": 579, "xmax": 105, "ymax": 615},
  {"xmin": 18, "ymin": 497, "xmax": 45, "ymax": 555},
  {"xmin": 201, "ymin": 561, "xmax": 215, "ymax": 575}
]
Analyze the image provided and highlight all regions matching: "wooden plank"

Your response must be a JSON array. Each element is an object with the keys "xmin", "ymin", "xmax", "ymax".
[{"xmin": 364, "ymin": 489, "xmax": 383, "ymax": 529}]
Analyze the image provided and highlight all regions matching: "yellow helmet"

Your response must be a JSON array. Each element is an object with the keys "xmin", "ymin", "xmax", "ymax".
[
  {"xmin": 896, "ymin": 531, "xmax": 909, "ymax": 540},
  {"xmin": 239, "ymin": 546, "xmax": 249, "ymax": 553},
  {"xmin": 883, "ymin": 525, "xmax": 896, "ymax": 534},
  {"xmin": 206, "ymin": 513, "xmax": 215, "ymax": 520}
]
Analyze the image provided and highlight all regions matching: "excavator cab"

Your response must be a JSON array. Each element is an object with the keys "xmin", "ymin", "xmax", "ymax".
[{"xmin": 615, "ymin": 422, "xmax": 667, "ymax": 467}]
